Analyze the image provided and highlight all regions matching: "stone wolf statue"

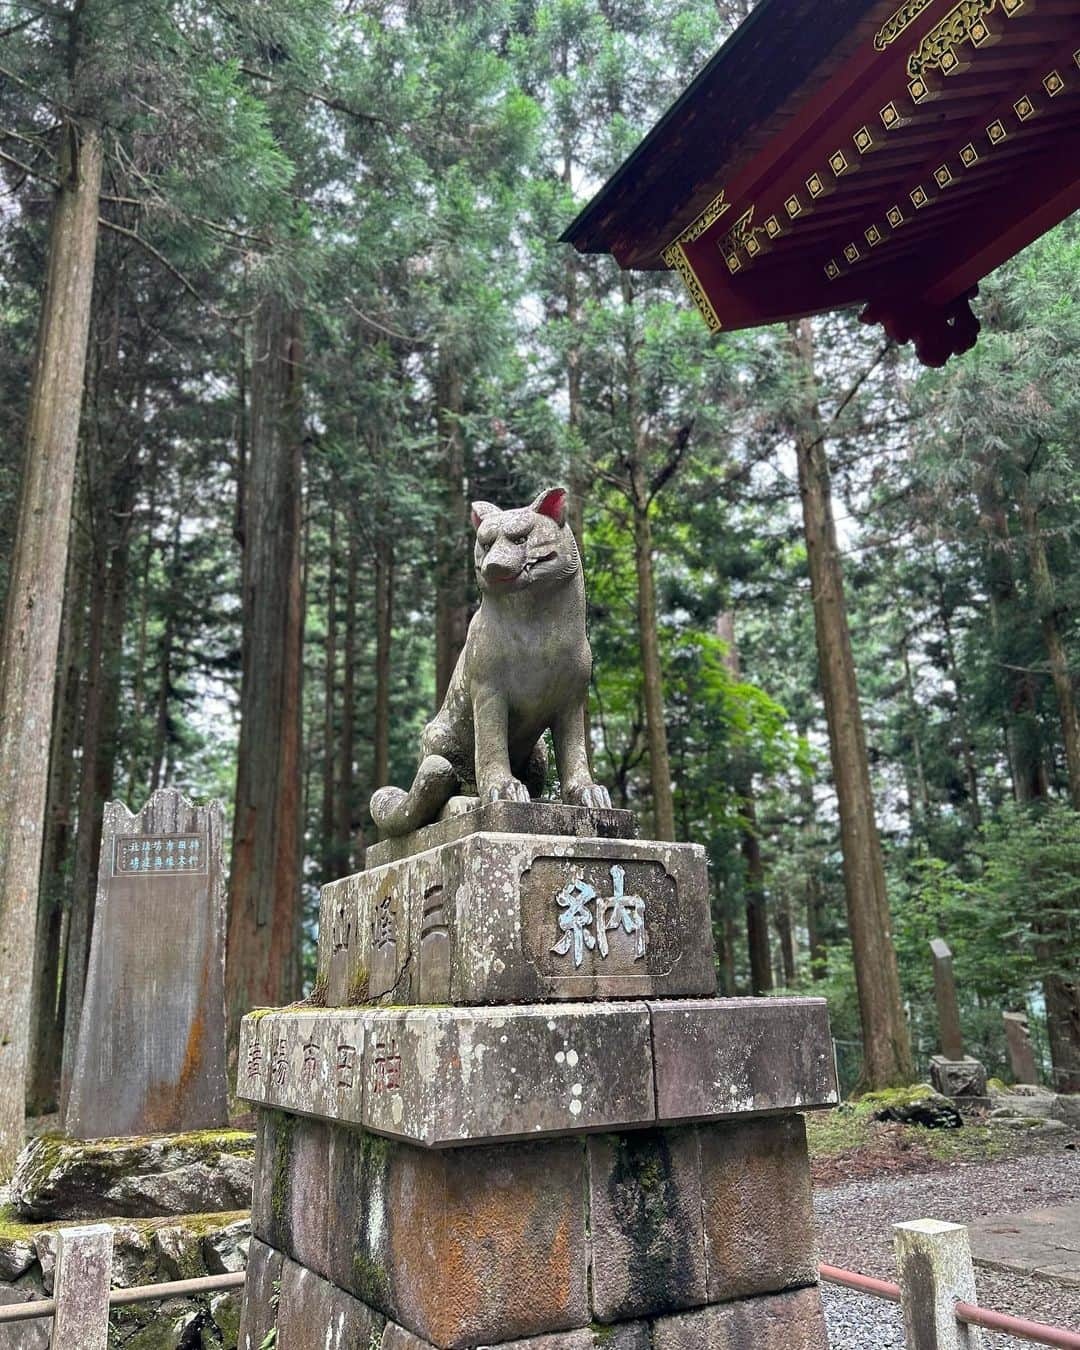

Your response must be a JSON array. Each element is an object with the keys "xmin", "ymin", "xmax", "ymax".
[{"xmin": 370, "ymin": 486, "xmax": 611, "ymax": 836}]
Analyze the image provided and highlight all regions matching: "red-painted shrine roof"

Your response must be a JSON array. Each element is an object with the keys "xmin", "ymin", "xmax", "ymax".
[{"xmin": 563, "ymin": 0, "xmax": 1080, "ymax": 365}]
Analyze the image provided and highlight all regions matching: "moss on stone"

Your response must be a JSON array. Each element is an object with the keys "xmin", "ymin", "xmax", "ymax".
[
  {"xmin": 270, "ymin": 1114, "xmax": 295, "ymax": 1230},
  {"xmin": 351, "ymin": 1251, "xmax": 390, "ymax": 1306},
  {"xmin": 347, "ymin": 964, "xmax": 370, "ymax": 1005},
  {"xmin": 858, "ymin": 1082, "xmax": 939, "ymax": 1111}
]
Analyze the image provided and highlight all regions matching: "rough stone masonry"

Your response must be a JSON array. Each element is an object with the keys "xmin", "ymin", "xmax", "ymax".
[{"xmin": 236, "ymin": 802, "xmax": 839, "ymax": 1349}]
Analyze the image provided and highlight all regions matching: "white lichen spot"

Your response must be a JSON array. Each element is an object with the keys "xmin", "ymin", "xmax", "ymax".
[
  {"xmin": 565, "ymin": 1049, "xmax": 579, "ymax": 1068},
  {"xmin": 571, "ymin": 1083, "xmax": 583, "ymax": 1097},
  {"xmin": 555, "ymin": 1051, "xmax": 566, "ymax": 1065},
  {"xmin": 569, "ymin": 1099, "xmax": 583, "ymax": 1117},
  {"xmin": 547, "ymin": 1020, "xmax": 557, "ymax": 1031}
]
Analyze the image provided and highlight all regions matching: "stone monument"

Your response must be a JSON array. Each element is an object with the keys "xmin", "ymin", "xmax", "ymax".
[
  {"xmin": 1003, "ymin": 1010, "xmax": 1040, "ymax": 1085},
  {"xmin": 927, "ymin": 938, "xmax": 987, "ymax": 1102},
  {"xmin": 237, "ymin": 490, "xmax": 838, "ymax": 1349},
  {"xmin": 64, "ymin": 789, "xmax": 228, "ymax": 1139}
]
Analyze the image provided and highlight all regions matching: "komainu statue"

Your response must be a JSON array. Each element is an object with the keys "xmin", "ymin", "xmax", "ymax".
[{"xmin": 370, "ymin": 486, "xmax": 611, "ymax": 836}]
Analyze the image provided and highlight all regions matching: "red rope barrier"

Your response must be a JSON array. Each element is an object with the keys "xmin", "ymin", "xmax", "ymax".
[{"xmin": 819, "ymin": 1263, "xmax": 1080, "ymax": 1348}]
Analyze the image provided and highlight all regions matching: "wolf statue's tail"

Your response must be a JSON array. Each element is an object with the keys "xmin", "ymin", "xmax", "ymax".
[{"xmin": 369, "ymin": 754, "xmax": 459, "ymax": 838}]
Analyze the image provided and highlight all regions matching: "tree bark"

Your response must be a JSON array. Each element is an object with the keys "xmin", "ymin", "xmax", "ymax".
[
  {"xmin": 932, "ymin": 562, "xmax": 982, "ymax": 829},
  {"xmin": 0, "ymin": 124, "xmax": 102, "ymax": 1171},
  {"xmin": 716, "ymin": 612, "xmax": 771, "ymax": 991},
  {"xmin": 59, "ymin": 447, "xmax": 137, "ymax": 1112},
  {"xmin": 631, "ymin": 494, "xmax": 676, "ymax": 841},
  {"xmin": 27, "ymin": 463, "xmax": 89, "ymax": 1115},
  {"xmin": 434, "ymin": 354, "xmax": 468, "ymax": 708},
  {"xmin": 321, "ymin": 503, "xmax": 338, "ymax": 881},
  {"xmin": 338, "ymin": 527, "xmax": 358, "ymax": 868},
  {"xmin": 788, "ymin": 318, "xmax": 913, "ymax": 1088},
  {"xmin": 374, "ymin": 530, "xmax": 394, "ymax": 793},
  {"xmin": 1019, "ymin": 493, "xmax": 1080, "ymax": 810},
  {"xmin": 776, "ymin": 895, "xmax": 797, "ymax": 987},
  {"xmin": 225, "ymin": 294, "xmax": 305, "ymax": 1061}
]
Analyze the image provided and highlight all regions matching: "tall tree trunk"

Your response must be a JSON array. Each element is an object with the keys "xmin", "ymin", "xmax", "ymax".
[
  {"xmin": 28, "ymin": 464, "xmax": 90, "ymax": 1115},
  {"xmin": 788, "ymin": 318, "xmax": 912, "ymax": 1088},
  {"xmin": 149, "ymin": 515, "xmax": 182, "ymax": 790},
  {"xmin": 60, "ymin": 456, "xmax": 137, "ymax": 1112},
  {"xmin": 717, "ymin": 612, "xmax": 771, "ymax": 991},
  {"xmin": 374, "ymin": 531, "xmax": 394, "ymax": 793},
  {"xmin": 434, "ymin": 354, "xmax": 468, "ymax": 708},
  {"xmin": 806, "ymin": 873, "xmax": 826, "ymax": 980},
  {"xmin": 932, "ymin": 562, "xmax": 982, "ymax": 829},
  {"xmin": 1017, "ymin": 488, "xmax": 1080, "ymax": 1090},
  {"xmin": 338, "ymin": 528, "xmax": 357, "ymax": 867},
  {"xmin": 900, "ymin": 635, "xmax": 932, "ymax": 824},
  {"xmin": 776, "ymin": 894, "xmax": 797, "ymax": 986},
  {"xmin": 0, "ymin": 124, "xmax": 102, "ymax": 1170},
  {"xmin": 979, "ymin": 474, "xmax": 1047, "ymax": 802},
  {"xmin": 126, "ymin": 468, "xmax": 157, "ymax": 800},
  {"xmin": 225, "ymin": 294, "xmax": 305, "ymax": 1060},
  {"xmin": 1019, "ymin": 493, "xmax": 1080, "ymax": 810},
  {"xmin": 321, "ymin": 504, "xmax": 337, "ymax": 881},
  {"xmin": 631, "ymin": 494, "xmax": 676, "ymax": 841}
]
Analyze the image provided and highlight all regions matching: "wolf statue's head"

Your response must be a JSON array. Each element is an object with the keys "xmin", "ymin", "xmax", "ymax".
[{"xmin": 470, "ymin": 487, "xmax": 580, "ymax": 596}]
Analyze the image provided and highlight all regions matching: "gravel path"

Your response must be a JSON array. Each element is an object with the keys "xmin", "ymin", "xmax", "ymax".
[{"xmin": 815, "ymin": 1148, "xmax": 1080, "ymax": 1348}]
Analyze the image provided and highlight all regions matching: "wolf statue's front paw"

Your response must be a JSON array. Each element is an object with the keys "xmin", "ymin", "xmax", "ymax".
[
  {"xmin": 485, "ymin": 776, "xmax": 531, "ymax": 804},
  {"xmin": 565, "ymin": 783, "xmax": 613, "ymax": 810}
]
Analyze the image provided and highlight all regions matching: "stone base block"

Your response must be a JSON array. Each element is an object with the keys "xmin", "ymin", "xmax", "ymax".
[
  {"xmin": 930, "ymin": 1054, "xmax": 988, "ymax": 1099},
  {"xmin": 238, "ymin": 998, "xmax": 837, "ymax": 1146},
  {"xmin": 249, "ymin": 1111, "xmax": 820, "ymax": 1347},
  {"xmin": 240, "ymin": 1238, "xmax": 825, "ymax": 1350},
  {"xmin": 317, "ymin": 828, "xmax": 714, "ymax": 1006}
]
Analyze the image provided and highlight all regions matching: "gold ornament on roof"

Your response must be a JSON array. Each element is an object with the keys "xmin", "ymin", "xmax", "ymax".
[{"xmin": 874, "ymin": 0, "xmax": 938, "ymax": 51}]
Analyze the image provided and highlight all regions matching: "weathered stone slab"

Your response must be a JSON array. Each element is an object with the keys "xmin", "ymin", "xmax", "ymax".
[
  {"xmin": 929, "ymin": 1055, "xmax": 988, "ymax": 1099},
  {"xmin": 52, "ymin": 1225, "xmax": 113, "ymax": 1350},
  {"xmin": 1003, "ymin": 1010, "xmax": 1040, "ymax": 1085},
  {"xmin": 587, "ymin": 1129, "xmax": 706, "ymax": 1321},
  {"xmin": 318, "ymin": 832, "xmax": 714, "ymax": 1007},
  {"xmin": 651, "ymin": 1286, "xmax": 829, "ymax": 1349},
  {"xmin": 241, "ymin": 1003, "xmax": 653, "ymax": 1146},
  {"xmin": 64, "ymin": 789, "xmax": 228, "ymax": 1138},
  {"xmin": 238, "ymin": 1237, "xmax": 283, "ymax": 1350},
  {"xmin": 930, "ymin": 938, "xmax": 964, "ymax": 1061},
  {"xmin": 11, "ymin": 1130, "xmax": 253, "ymax": 1220},
  {"xmin": 252, "ymin": 1119, "xmax": 590, "ymax": 1348},
  {"xmin": 698, "ymin": 1115, "xmax": 818, "ymax": 1302},
  {"xmin": 367, "ymin": 800, "xmax": 638, "ymax": 868},
  {"xmin": 238, "ymin": 1010, "xmax": 366, "ymax": 1126},
  {"xmin": 649, "ymin": 997, "xmax": 837, "ymax": 1121},
  {"xmin": 363, "ymin": 1004, "xmax": 654, "ymax": 1146},
  {"xmin": 276, "ymin": 1254, "xmax": 386, "ymax": 1348},
  {"xmin": 240, "ymin": 998, "xmax": 836, "ymax": 1144},
  {"xmin": 969, "ymin": 1203, "xmax": 1080, "ymax": 1286}
]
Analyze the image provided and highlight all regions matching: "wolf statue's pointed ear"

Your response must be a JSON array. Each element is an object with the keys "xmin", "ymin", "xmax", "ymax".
[
  {"xmin": 530, "ymin": 487, "xmax": 568, "ymax": 526},
  {"xmin": 471, "ymin": 501, "xmax": 499, "ymax": 530}
]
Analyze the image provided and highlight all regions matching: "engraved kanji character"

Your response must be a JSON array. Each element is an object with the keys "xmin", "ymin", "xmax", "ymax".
[
  {"xmin": 336, "ymin": 1043, "xmax": 357, "ymax": 1090},
  {"xmin": 373, "ymin": 1038, "xmax": 402, "ymax": 1093},
  {"xmin": 270, "ymin": 1035, "xmax": 289, "ymax": 1087},
  {"xmin": 246, "ymin": 1037, "xmax": 263, "ymax": 1081},
  {"xmin": 301, "ymin": 1038, "xmax": 321, "ymax": 1087},
  {"xmin": 372, "ymin": 894, "xmax": 396, "ymax": 950},
  {"xmin": 551, "ymin": 880, "xmax": 598, "ymax": 969},
  {"xmin": 601, "ymin": 864, "xmax": 646, "ymax": 961}
]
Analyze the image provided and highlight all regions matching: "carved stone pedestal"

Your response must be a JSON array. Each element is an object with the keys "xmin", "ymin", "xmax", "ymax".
[{"xmin": 237, "ymin": 806, "xmax": 838, "ymax": 1350}]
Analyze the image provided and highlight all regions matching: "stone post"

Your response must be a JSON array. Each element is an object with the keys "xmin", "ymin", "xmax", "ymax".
[
  {"xmin": 1003, "ymin": 1011, "xmax": 1039, "ymax": 1085},
  {"xmin": 238, "ymin": 802, "xmax": 839, "ymax": 1348},
  {"xmin": 930, "ymin": 938, "xmax": 964, "ymax": 1061},
  {"xmin": 894, "ymin": 1219, "xmax": 983, "ymax": 1350},
  {"xmin": 64, "ymin": 789, "xmax": 228, "ymax": 1138},
  {"xmin": 928, "ymin": 940, "xmax": 987, "ymax": 1102},
  {"xmin": 52, "ymin": 1224, "xmax": 113, "ymax": 1349}
]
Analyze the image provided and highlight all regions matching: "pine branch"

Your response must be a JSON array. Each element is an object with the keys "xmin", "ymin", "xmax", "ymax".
[
  {"xmin": 0, "ymin": 144, "xmax": 57, "ymax": 187},
  {"xmin": 238, "ymin": 65, "xmax": 391, "ymax": 129},
  {"xmin": 97, "ymin": 217, "xmax": 237, "ymax": 333}
]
